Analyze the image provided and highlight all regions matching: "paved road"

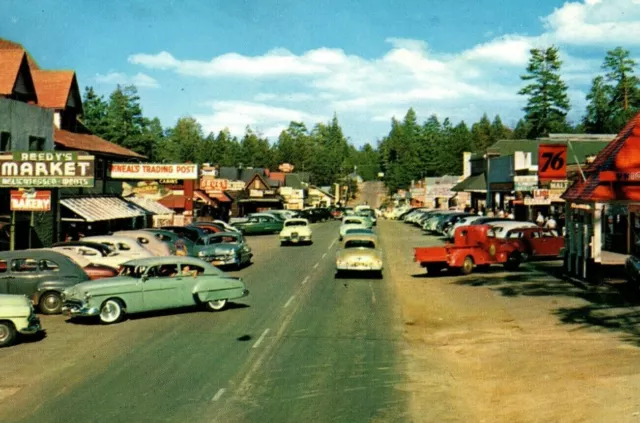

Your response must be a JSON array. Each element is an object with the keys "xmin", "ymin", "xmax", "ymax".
[
  {"xmin": 1, "ymin": 221, "xmax": 407, "ymax": 423},
  {"xmin": 357, "ymin": 181, "xmax": 386, "ymax": 209}
]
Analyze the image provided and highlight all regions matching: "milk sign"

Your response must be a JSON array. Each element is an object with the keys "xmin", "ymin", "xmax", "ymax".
[{"xmin": 0, "ymin": 152, "xmax": 95, "ymax": 187}]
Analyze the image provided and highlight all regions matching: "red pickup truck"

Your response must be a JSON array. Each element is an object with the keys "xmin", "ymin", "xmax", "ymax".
[{"xmin": 414, "ymin": 224, "xmax": 522, "ymax": 275}]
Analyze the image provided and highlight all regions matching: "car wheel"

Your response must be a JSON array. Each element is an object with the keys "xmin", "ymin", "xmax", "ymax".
[
  {"xmin": 206, "ymin": 299, "xmax": 227, "ymax": 311},
  {"xmin": 0, "ymin": 321, "xmax": 16, "ymax": 348},
  {"xmin": 461, "ymin": 256, "xmax": 474, "ymax": 275},
  {"xmin": 99, "ymin": 299, "xmax": 125, "ymax": 324},
  {"xmin": 39, "ymin": 291, "xmax": 63, "ymax": 315},
  {"xmin": 521, "ymin": 252, "xmax": 530, "ymax": 262}
]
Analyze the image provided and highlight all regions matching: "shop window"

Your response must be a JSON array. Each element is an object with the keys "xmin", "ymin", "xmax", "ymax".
[
  {"xmin": 0, "ymin": 132, "xmax": 11, "ymax": 151},
  {"xmin": 28, "ymin": 136, "xmax": 45, "ymax": 151}
]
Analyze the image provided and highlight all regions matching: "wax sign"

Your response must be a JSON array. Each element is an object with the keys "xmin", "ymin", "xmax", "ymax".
[
  {"xmin": 110, "ymin": 163, "xmax": 198, "ymax": 180},
  {"xmin": 10, "ymin": 190, "xmax": 52, "ymax": 212},
  {"xmin": 538, "ymin": 144, "xmax": 567, "ymax": 180}
]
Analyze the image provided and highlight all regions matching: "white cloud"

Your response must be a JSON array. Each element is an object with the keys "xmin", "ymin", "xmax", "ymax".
[
  {"xmin": 193, "ymin": 101, "xmax": 326, "ymax": 136},
  {"xmin": 95, "ymin": 72, "xmax": 159, "ymax": 88},
  {"xmin": 127, "ymin": 0, "xmax": 640, "ymax": 140}
]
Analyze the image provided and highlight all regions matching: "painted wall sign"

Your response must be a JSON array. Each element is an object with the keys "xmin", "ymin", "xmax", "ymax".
[
  {"xmin": 549, "ymin": 180, "xmax": 570, "ymax": 190},
  {"xmin": 0, "ymin": 151, "xmax": 94, "ymax": 187},
  {"xmin": 514, "ymin": 175, "xmax": 538, "ymax": 192},
  {"xmin": 10, "ymin": 190, "xmax": 52, "ymax": 212},
  {"xmin": 110, "ymin": 163, "xmax": 198, "ymax": 180},
  {"xmin": 599, "ymin": 170, "xmax": 640, "ymax": 182},
  {"xmin": 200, "ymin": 177, "xmax": 229, "ymax": 191},
  {"xmin": 278, "ymin": 163, "xmax": 294, "ymax": 173},
  {"xmin": 249, "ymin": 189, "xmax": 264, "ymax": 197},
  {"xmin": 228, "ymin": 181, "xmax": 246, "ymax": 191},
  {"xmin": 538, "ymin": 144, "xmax": 567, "ymax": 180},
  {"xmin": 489, "ymin": 182, "xmax": 514, "ymax": 192}
]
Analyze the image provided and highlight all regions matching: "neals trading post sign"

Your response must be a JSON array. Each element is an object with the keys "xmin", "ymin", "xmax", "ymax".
[
  {"xmin": 10, "ymin": 190, "xmax": 52, "ymax": 212},
  {"xmin": 0, "ymin": 152, "xmax": 94, "ymax": 187},
  {"xmin": 110, "ymin": 163, "xmax": 198, "ymax": 180}
]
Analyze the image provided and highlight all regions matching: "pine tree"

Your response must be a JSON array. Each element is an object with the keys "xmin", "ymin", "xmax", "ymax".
[
  {"xmin": 513, "ymin": 119, "xmax": 532, "ymax": 139},
  {"xmin": 602, "ymin": 47, "xmax": 640, "ymax": 131},
  {"xmin": 81, "ymin": 87, "xmax": 109, "ymax": 136},
  {"xmin": 470, "ymin": 113, "xmax": 492, "ymax": 152},
  {"xmin": 518, "ymin": 46, "xmax": 571, "ymax": 138},
  {"xmin": 583, "ymin": 76, "xmax": 613, "ymax": 133},
  {"xmin": 490, "ymin": 115, "xmax": 512, "ymax": 142}
]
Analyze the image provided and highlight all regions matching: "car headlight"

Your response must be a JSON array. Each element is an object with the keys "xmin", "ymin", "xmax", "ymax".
[{"xmin": 198, "ymin": 251, "xmax": 206, "ymax": 257}]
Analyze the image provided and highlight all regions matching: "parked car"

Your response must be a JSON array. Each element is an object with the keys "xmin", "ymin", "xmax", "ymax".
[
  {"xmin": 467, "ymin": 217, "xmax": 512, "ymax": 226},
  {"xmin": 207, "ymin": 220, "xmax": 242, "ymax": 233},
  {"xmin": 189, "ymin": 222, "xmax": 225, "ymax": 234},
  {"xmin": 335, "ymin": 233, "xmax": 383, "ymax": 278},
  {"xmin": 232, "ymin": 214, "xmax": 284, "ymax": 235},
  {"xmin": 160, "ymin": 226, "xmax": 208, "ymax": 243},
  {"xmin": 267, "ymin": 210, "xmax": 299, "ymax": 221},
  {"xmin": 436, "ymin": 213, "xmax": 474, "ymax": 235},
  {"xmin": 0, "ymin": 250, "xmax": 90, "ymax": 314},
  {"xmin": 81, "ymin": 236, "xmax": 155, "ymax": 261},
  {"xmin": 279, "ymin": 218, "xmax": 313, "ymax": 245},
  {"xmin": 311, "ymin": 208, "xmax": 333, "ymax": 222},
  {"xmin": 339, "ymin": 216, "xmax": 372, "ymax": 240},
  {"xmin": 113, "ymin": 230, "xmax": 174, "ymax": 256},
  {"xmin": 357, "ymin": 209, "xmax": 377, "ymax": 226},
  {"xmin": 47, "ymin": 248, "xmax": 119, "ymax": 280},
  {"xmin": 422, "ymin": 211, "xmax": 457, "ymax": 232},
  {"xmin": 489, "ymin": 221, "xmax": 538, "ymax": 239},
  {"xmin": 61, "ymin": 256, "xmax": 249, "ymax": 324},
  {"xmin": 248, "ymin": 212, "xmax": 286, "ymax": 222},
  {"xmin": 194, "ymin": 232, "xmax": 253, "ymax": 269},
  {"xmin": 504, "ymin": 227, "xmax": 564, "ymax": 261},
  {"xmin": 143, "ymin": 229, "xmax": 195, "ymax": 256},
  {"xmin": 52, "ymin": 241, "xmax": 126, "ymax": 269},
  {"xmin": 0, "ymin": 294, "xmax": 41, "ymax": 347},
  {"xmin": 297, "ymin": 209, "xmax": 321, "ymax": 223},
  {"xmin": 446, "ymin": 215, "xmax": 484, "ymax": 239},
  {"xmin": 343, "ymin": 227, "xmax": 375, "ymax": 237}
]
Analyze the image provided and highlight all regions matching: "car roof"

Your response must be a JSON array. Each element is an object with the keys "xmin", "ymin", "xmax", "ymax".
[
  {"xmin": 284, "ymin": 218, "xmax": 309, "ymax": 224},
  {"xmin": 207, "ymin": 231, "xmax": 241, "ymax": 238},
  {"xmin": 342, "ymin": 233, "xmax": 378, "ymax": 243},
  {"xmin": 122, "ymin": 256, "xmax": 217, "ymax": 267},
  {"xmin": 490, "ymin": 221, "xmax": 537, "ymax": 228},
  {"xmin": 114, "ymin": 230, "xmax": 158, "ymax": 237},
  {"xmin": 0, "ymin": 248, "xmax": 76, "ymax": 260},
  {"xmin": 82, "ymin": 235, "xmax": 141, "ymax": 244},
  {"xmin": 52, "ymin": 241, "xmax": 114, "ymax": 251}
]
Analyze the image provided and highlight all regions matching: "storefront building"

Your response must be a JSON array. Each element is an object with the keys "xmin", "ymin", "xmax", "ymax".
[{"xmin": 563, "ymin": 114, "xmax": 640, "ymax": 280}]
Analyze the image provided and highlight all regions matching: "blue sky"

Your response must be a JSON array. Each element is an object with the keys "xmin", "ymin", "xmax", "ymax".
[{"xmin": 2, "ymin": 0, "xmax": 640, "ymax": 146}]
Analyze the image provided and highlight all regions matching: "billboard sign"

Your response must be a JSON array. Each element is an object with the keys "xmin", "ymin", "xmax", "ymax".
[
  {"xmin": 10, "ymin": 190, "xmax": 52, "ymax": 212},
  {"xmin": 110, "ymin": 163, "xmax": 198, "ymax": 180},
  {"xmin": 0, "ymin": 152, "xmax": 94, "ymax": 187}
]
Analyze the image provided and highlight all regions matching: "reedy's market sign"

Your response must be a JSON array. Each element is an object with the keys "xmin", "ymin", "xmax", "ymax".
[{"xmin": 0, "ymin": 152, "xmax": 95, "ymax": 187}]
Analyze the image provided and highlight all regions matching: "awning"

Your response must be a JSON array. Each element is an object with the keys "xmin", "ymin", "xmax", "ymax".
[
  {"xmin": 194, "ymin": 190, "xmax": 213, "ymax": 205},
  {"xmin": 207, "ymin": 192, "xmax": 232, "ymax": 203},
  {"xmin": 126, "ymin": 197, "xmax": 175, "ymax": 215},
  {"xmin": 157, "ymin": 194, "xmax": 186, "ymax": 209},
  {"xmin": 61, "ymin": 197, "xmax": 148, "ymax": 222},
  {"xmin": 237, "ymin": 197, "xmax": 283, "ymax": 203},
  {"xmin": 451, "ymin": 173, "xmax": 486, "ymax": 192}
]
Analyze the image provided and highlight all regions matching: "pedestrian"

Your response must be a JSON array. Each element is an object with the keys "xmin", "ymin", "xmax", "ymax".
[
  {"xmin": 478, "ymin": 208, "xmax": 484, "ymax": 216},
  {"xmin": 507, "ymin": 209, "xmax": 515, "ymax": 219},
  {"xmin": 536, "ymin": 211, "xmax": 545, "ymax": 226},
  {"xmin": 498, "ymin": 209, "xmax": 505, "ymax": 218},
  {"xmin": 487, "ymin": 209, "xmax": 495, "ymax": 217},
  {"xmin": 545, "ymin": 215, "xmax": 557, "ymax": 231}
]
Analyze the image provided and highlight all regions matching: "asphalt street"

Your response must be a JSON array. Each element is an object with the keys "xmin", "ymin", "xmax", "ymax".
[{"xmin": 1, "ymin": 220, "xmax": 407, "ymax": 423}]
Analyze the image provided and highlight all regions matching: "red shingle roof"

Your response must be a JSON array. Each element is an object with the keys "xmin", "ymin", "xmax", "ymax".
[
  {"xmin": 32, "ymin": 70, "xmax": 75, "ymax": 109},
  {"xmin": 0, "ymin": 39, "xmax": 39, "ymax": 69},
  {"xmin": 54, "ymin": 129, "xmax": 145, "ymax": 159},
  {"xmin": 0, "ymin": 49, "xmax": 25, "ymax": 95},
  {"xmin": 157, "ymin": 194, "xmax": 186, "ymax": 210},
  {"xmin": 563, "ymin": 113, "xmax": 640, "ymax": 202},
  {"xmin": 269, "ymin": 172, "xmax": 286, "ymax": 184}
]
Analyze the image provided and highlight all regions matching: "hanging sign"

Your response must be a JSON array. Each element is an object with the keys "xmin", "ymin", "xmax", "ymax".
[
  {"xmin": 200, "ymin": 177, "xmax": 229, "ymax": 192},
  {"xmin": 514, "ymin": 175, "xmax": 538, "ymax": 191},
  {"xmin": 110, "ymin": 163, "xmax": 198, "ymax": 180},
  {"xmin": 538, "ymin": 144, "xmax": 567, "ymax": 180},
  {"xmin": 0, "ymin": 152, "xmax": 94, "ymax": 187},
  {"xmin": 10, "ymin": 190, "xmax": 52, "ymax": 212}
]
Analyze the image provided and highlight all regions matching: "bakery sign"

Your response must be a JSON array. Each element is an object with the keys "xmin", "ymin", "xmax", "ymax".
[
  {"xmin": 110, "ymin": 163, "xmax": 198, "ymax": 180},
  {"xmin": 10, "ymin": 190, "xmax": 52, "ymax": 212},
  {"xmin": 0, "ymin": 151, "xmax": 94, "ymax": 187}
]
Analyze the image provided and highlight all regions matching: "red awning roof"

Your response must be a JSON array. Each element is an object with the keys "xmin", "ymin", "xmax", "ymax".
[
  {"xmin": 55, "ymin": 129, "xmax": 145, "ymax": 159},
  {"xmin": 157, "ymin": 194, "xmax": 186, "ymax": 210},
  {"xmin": 194, "ymin": 190, "xmax": 213, "ymax": 205},
  {"xmin": 208, "ymin": 192, "xmax": 232, "ymax": 203},
  {"xmin": 563, "ymin": 113, "xmax": 640, "ymax": 202}
]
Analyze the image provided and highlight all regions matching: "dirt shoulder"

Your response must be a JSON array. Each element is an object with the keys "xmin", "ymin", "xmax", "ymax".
[{"xmin": 379, "ymin": 219, "xmax": 640, "ymax": 423}]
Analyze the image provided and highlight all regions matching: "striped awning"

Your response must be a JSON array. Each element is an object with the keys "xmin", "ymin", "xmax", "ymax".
[
  {"xmin": 127, "ymin": 197, "xmax": 175, "ymax": 215},
  {"xmin": 61, "ymin": 197, "xmax": 148, "ymax": 222}
]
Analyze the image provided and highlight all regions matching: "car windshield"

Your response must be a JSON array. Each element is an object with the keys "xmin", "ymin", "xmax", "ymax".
[
  {"xmin": 209, "ymin": 235, "xmax": 239, "ymax": 244},
  {"xmin": 344, "ymin": 240, "xmax": 376, "ymax": 249},
  {"xmin": 345, "ymin": 219, "xmax": 362, "ymax": 225},
  {"xmin": 345, "ymin": 229, "xmax": 373, "ymax": 235},
  {"xmin": 285, "ymin": 221, "xmax": 307, "ymax": 227}
]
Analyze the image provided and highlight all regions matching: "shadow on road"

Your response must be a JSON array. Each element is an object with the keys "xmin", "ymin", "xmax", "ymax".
[{"xmin": 453, "ymin": 261, "xmax": 640, "ymax": 346}]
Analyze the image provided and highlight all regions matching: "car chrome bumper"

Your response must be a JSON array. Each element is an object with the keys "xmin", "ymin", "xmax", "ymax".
[
  {"xmin": 61, "ymin": 302, "xmax": 100, "ymax": 317},
  {"xmin": 337, "ymin": 265, "xmax": 383, "ymax": 271},
  {"xmin": 19, "ymin": 316, "xmax": 41, "ymax": 334},
  {"xmin": 241, "ymin": 289, "xmax": 250, "ymax": 298}
]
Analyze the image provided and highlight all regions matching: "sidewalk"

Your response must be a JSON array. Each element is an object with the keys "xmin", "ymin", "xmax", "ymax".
[{"xmin": 380, "ymin": 219, "xmax": 640, "ymax": 423}]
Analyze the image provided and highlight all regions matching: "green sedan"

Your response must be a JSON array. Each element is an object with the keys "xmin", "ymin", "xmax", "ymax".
[
  {"xmin": 61, "ymin": 257, "xmax": 249, "ymax": 324},
  {"xmin": 232, "ymin": 215, "xmax": 284, "ymax": 235}
]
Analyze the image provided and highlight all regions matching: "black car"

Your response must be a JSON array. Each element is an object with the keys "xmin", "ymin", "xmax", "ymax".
[
  {"xmin": 468, "ymin": 217, "xmax": 512, "ymax": 226},
  {"xmin": 309, "ymin": 208, "xmax": 332, "ymax": 222}
]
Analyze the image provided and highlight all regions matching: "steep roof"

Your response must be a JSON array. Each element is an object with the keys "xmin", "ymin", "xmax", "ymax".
[
  {"xmin": 32, "ymin": 70, "xmax": 80, "ymax": 110},
  {"xmin": 0, "ymin": 39, "xmax": 39, "ymax": 69},
  {"xmin": 563, "ymin": 113, "xmax": 640, "ymax": 202},
  {"xmin": 54, "ymin": 129, "xmax": 145, "ymax": 159},
  {"xmin": 0, "ymin": 49, "xmax": 26, "ymax": 95}
]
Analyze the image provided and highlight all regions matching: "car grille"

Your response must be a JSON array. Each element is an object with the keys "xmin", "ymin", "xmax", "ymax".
[{"xmin": 64, "ymin": 299, "xmax": 84, "ymax": 309}]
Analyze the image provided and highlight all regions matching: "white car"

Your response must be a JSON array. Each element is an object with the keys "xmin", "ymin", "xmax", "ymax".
[
  {"xmin": 52, "ymin": 242, "xmax": 125, "ymax": 269},
  {"xmin": 446, "ymin": 215, "xmax": 484, "ymax": 239},
  {"xmin": 0, "ymin": 294, "xmax": 41, "ymax": 348},
  {"xmin": 339, "ymin": 216, "xmax": 371, "ymax": 240},
  {"xmin": 81, "ymin": 236, "xmax": 154, "ymax": 263},
  {"xmin": 489, "ymin": 221, "xmax": 538, "ymax": 238},
  {"xmin": 113, "ymin": 230, "xmax": 174, "ymax": 256},
  {"xmin": 211, "ymin": 220, "xmax": 242, "ymax": 233},
  {"xmin": 279, "ymin": 218, "xmax": 313, "ymax": 245}
]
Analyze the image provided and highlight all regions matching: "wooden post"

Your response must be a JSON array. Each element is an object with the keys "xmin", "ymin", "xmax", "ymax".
[
  {"xmin": 9, "ymin": 211, "xmax": 15, "ymax": 251},
  {"xmin": 29, "ymin": 211, "xmax": 34, "ymax": 249}
]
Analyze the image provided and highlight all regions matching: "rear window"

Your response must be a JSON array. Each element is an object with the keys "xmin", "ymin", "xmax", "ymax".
[
  {"xmin": 39, "ymin": 259, "xmax": 59, "ymax": 271},
  {"xmin": 285, "ymin": 221, "xmax": 307, "ymax": 227},
  {"xmin": 345, "ymin": 240, "xmax": 376, "ymax": 249},
  {"xmin": 12, "ymin": 258, "xmax": 38, "ymax": 272},
  {"xmin": 345, "ymin": 219, "xmax": 361, "ymax": 225}
]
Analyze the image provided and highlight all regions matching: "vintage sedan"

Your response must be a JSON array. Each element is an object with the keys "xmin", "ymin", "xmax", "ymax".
[
  {"xmin": 52, "ymin": 241, "xmax": 125, "ymax": 269},
  {"xmin": 81, "ymin": 236, "xmax": 154, "ymax": 261},
  {"xmin": 143, "ymin": 229, "xmax": 196, "ymax": 256},
  {"xmin": 279, "ymin": 218, "xmax": 313, "ymax": 245},
  {"xmin": 0, "ymin": 250, "xmax": 89, "ymax": 314},
  {"xmin": 504, "ymin": 227, "xmax": 564, "ymax": 261},
  {"xmin": 232, "ymin": 215, "xmax": 284, "ymax": 235},
  {"xmin": 113, "ymin": 230, "xmax": 174, "ymax": 256},
  {"xmin": 0, "ymin": 294, "xmax": 41, "ymax": 347},
  {"xmin": 62, "ymin": 257, "xmax": 250, "ymax": 324},
  {"xmin": 195, "ymin": 232, "xmax": 253, "ymax": 269},
  {"xmin": 339, "ymin": 216, "xmax": 371, "ymax": 240},
  {"xmin": 44, "ymin": 248, "xmax": 118, "ymax": 280},
  {"xmin": 335, "ymin": 233, "xmax": 383, "ymax": 278}
]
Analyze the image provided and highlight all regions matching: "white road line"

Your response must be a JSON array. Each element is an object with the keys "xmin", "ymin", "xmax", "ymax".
[
  {"xmin": 313, "ymin": 262, "xmax": 319, "ymax": 269},
  {"xmin": 369, "ymin": 281, "xmax": 376, "ymax": 304},
  {"xmin": 322, "ymin": 252, "xmax": 327, "ymax": 259},
  {"xmin": 252, "ymin": 328, "xmax": 270, "ymax": 349},
  {"xmin": 302, "ymin": 276, "xmax": 310, "ymax": 285},
  {"xmin": 284, "ymin": 295, "xmax": 295, "ymax": 308},
  {"xmin": 211, "ymin": 388, "xmax": 226, "ymax": 402},
  {"xmin": 329, "ymin": 239, "xmax": 337, "ymax": 249}
]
